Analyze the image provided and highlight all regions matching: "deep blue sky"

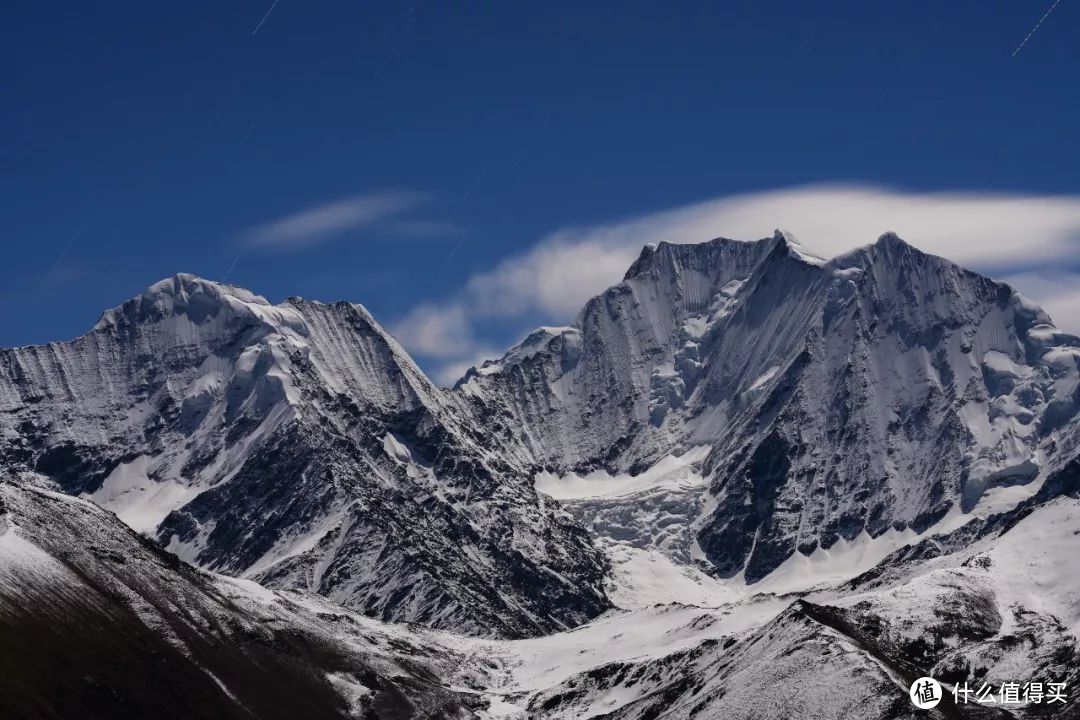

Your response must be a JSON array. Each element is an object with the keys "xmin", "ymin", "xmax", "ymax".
[{"xmin": 2, "ymin": 0, "xmax": 1077, "ymax": 356}]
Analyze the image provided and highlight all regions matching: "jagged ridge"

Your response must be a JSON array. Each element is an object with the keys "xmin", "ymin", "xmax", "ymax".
[{"xmin": 458, "ymin": 231, "xmax": 1080, "ymax": 581}]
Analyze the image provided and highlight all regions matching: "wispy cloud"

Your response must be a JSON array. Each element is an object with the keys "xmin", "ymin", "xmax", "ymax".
[
  {"xmin": 392, "ymin": 303, "xmax": 500, "ymax": 385},
  {"xmin": 241, "ymin": 190, "xmax": 429, "ymax": 249},
  {"xmin": 393, "ymin": 303, "xmax": 476, "ymax": 359},
  {"xmin": 432, "ymin": 356, "xmax": 496, "ymax": 387},
  {"xmin": 394, "ymin": 184, "xmax": 1080, "ymax": 385}
]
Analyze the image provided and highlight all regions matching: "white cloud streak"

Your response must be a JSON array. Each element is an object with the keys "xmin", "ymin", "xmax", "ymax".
[
  {"xmin": 394, "ymin": 184, "xmax": 1080, "ymax": 384},
  {"xmin": 393, "ymin": 304, "xmax": 475, "ymax": 359},
  {"xmin": 243, "ymin": 190, "xmax": 428, "ymax": 249},
  {"xmin": 391, "ymin": 303, "xmax": 500, "ymax": 384}
]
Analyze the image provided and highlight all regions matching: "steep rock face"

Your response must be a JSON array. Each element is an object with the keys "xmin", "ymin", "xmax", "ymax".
[
  {"xmin": 457, "ymin": 235, "xmax": 781, "ymax": 473},
  {"xmin": 458, "ymin": 232, "xmax": 1080, "ymax": 582},
  {"xmin": 0, "ymin": 275, "xmax": 609, "ymax": 638}
]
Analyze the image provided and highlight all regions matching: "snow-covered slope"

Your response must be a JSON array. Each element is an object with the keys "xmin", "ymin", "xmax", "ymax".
[
  {"xmin": 460, "ymin": 232, "xmax": 1080, "ymax": 582},
  {"xmin": 6, "ymin": 462, "xmax": 1077, "ymax": 719},
  {"xmin": 0, "ymin": 274, "xmax": 608, "ymax": 638},
  {"xmin": 453, "ymin": 460, "xmax": 1080, "ymax": 719},
  {"xmin": 0, "ymin": 476, "xmax": 478, "ymax": 719}
]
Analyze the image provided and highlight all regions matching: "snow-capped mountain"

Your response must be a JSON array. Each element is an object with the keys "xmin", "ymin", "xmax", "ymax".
[
  {"xmin": 459, "ymin": 232, "xmax": 1080, "ymax": 581},
  {"xmin": 3, "ymin": 231, "xmax": 1079, "ymax": 719},
  {"xmin": 0, "ymin": 274, "xmax": 608, "ymax": 638}
]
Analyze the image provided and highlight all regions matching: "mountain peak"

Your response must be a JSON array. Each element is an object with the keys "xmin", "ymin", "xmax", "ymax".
[
  {"xmin": 134, "ymin": 273, "xmax": 272, "ymax": 307},
  {"xmin": 92, "ymin": 273, "xmax": 306, "ymax": 336},
  {"xmin": 872, "ymin": 231, "xmax": 916, "ymax": 253},
  {"xmin": 624, "ymin": 234, "xmax": 785, "ymax": 283},
  {"xmin": 768, "ymin": 229, "xmax": 826, "ymax": 266},
  {"xmin": 623, "ymin": 242, "xmax": 663, "ymax": 280},
  {"xmin": 827, "ymin": 231, "xmax": 933, "ymax": 272}
]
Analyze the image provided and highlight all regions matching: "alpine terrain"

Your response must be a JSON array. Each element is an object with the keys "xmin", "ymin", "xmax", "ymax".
[{"xmin": 2, "ymin": 232, "xmax": 1078, "ymax": 719}]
